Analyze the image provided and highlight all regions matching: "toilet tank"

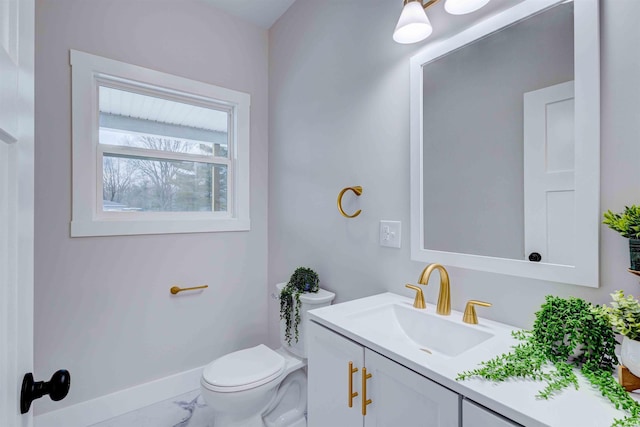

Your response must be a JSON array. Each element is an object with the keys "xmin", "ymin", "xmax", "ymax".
[{"xmin": 276, "ymin": 282, "xmax": 335, "ymax": 358}]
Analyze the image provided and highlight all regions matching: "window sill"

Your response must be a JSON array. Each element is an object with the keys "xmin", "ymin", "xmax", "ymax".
[{"xmin": 70, "ymin": 217, "xmax": 250, "ymax": 237}]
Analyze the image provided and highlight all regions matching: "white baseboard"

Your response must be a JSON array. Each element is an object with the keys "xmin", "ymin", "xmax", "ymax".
[{"xmin": 35, "ymin": 365, "xmax": 205, "ymax": 427}]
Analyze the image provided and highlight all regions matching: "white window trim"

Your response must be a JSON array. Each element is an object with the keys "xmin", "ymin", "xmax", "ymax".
[{"xmin": 70, "ymin": 50, "xmax": 250, "ymax": 237}]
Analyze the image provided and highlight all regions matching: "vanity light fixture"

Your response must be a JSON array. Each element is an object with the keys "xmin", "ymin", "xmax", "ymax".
[
  {"xmin": 393, "ymin": 0, "xmax": 491, "ymax": 44},
  {"xmin": 444, "ymin": 0, "xmax": 491, "ymax": 15},
  {"xmin": 393, "ymin": 0, "xmax": 435, "ymax": 44}
]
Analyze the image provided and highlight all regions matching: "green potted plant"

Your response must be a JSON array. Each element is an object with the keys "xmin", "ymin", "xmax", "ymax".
[
  {"xmin": 603, "ymin": 205, "xmax": 640, "ymax": 271},
  {"xmin": 280, "ymin": 267, "xmax": 320, "ymax": 346},
  {"xmin": 603, "ymin": 290, "xmax": 640, "ymax": 378},
  {"xmin": 458, "ymin": 296, "xmax": 640, "ymax": 427}
]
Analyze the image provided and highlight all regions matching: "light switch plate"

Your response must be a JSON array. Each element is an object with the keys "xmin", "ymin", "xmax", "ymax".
[{"xmin": 379, "ymin": 220, "xmax": 401, "ymax": 248}]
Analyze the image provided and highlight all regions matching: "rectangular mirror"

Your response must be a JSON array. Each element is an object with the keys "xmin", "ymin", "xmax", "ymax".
[{"xmin": 409, "ymin": 0, "xmax": 600, "ymax": 286}]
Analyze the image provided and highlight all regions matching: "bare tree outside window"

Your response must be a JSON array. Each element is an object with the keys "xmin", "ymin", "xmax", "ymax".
[
  {"xmin": 135, "ymin": 136, "xmax": 188, "ymax": 210},
  {"xmin": 103, "ymin": 155, "xmax": 132, "ymax": 203},
  {"xmin": 102, "ymin": 134, "xmax": 227, "ymax": 213}
]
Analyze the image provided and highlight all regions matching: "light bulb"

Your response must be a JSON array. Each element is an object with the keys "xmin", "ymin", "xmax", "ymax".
[
  {"xmin": 444, "ymin": 0, "xmax": 490, "ymax": 15},
  {"xmin": 393, "ymin": 1, "xmax": 433, "ymax": 44}
]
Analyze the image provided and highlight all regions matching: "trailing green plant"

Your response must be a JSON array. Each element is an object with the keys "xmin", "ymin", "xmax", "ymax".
[
  {"xmin": 603, "ymin": 290, "xmax": 640, "ymax": 341},
  {"xmin": 279, "ymin": 267, "xmax": 319, "ymax": 345},
  {"xmin": 457, "ymin": 296, "xmax": 640, "ymax": 427},
  {"xmin": 603, "ymin": 205, "xmax": 640, "ymax": 239}
]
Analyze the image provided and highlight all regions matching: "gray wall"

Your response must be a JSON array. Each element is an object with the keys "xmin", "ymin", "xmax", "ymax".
[
  {"xmin": 423, "ymin": 3, "xmax": 574, "ymax": 259},
  {"xmin": 34, "ymin": 0, "xmax": 269, "ymax": 414},
  {"xmin": 268, "ymin": 0, "xmax": 640, "ymax": 347}
]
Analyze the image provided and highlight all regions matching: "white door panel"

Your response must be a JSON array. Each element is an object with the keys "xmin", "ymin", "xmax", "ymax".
[
  {"xmin": 0, "ymin": 0, "xmax": 19, "ymax": 143},
  {"xmin": 0, "ymin": 0, "xmax": 34, "ymax": 425},
  {"xmin": 524, "ymin": 81, "xmax": 575, "ymax": 265}
]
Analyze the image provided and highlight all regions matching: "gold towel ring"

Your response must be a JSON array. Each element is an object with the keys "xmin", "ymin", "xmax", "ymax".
[{"xmin": 337, "ymin": 186, "xmax": 363, "ymax": 218}]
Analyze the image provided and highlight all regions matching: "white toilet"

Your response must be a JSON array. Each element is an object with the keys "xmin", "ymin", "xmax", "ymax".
[{"xmin": 200, "ymin": 283, "xmax": 335, "ymax": 427}]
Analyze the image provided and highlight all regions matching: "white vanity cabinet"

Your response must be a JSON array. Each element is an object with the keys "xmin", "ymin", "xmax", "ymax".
[
  {"xmin": 307, "ymin": 320, "xmax": 363, "ymax": 427},
  {"xmin": 308, "ymin": 321, "xmax": 460, "ymax": 427},
  {"xmin": 462, "ymin": 399, "xmax": 520, "ymax": 427},
  {"xmin": 307, "ymin": 292, "xmax": 628, "ymax": 426}
]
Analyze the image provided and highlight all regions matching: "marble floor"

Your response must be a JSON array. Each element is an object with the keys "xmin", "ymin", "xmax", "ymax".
[{"xmin": 89, "ymin": 390, "xmax": 215, "ymax": 427}]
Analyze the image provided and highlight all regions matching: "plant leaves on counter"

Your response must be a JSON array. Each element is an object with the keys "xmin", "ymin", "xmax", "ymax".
[{"xmin": 456, "ymin": 296, "xmax": 640, "ymax": 427}]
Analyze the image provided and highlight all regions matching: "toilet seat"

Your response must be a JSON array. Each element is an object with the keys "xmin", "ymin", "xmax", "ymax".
[{"xmin": 202, "ymin": 344, "xmax": 285, "ymax": 393}]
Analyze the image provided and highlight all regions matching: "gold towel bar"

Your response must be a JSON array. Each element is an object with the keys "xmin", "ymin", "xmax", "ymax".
[
  {"xmin": 170, "ymin": 285, "xmax": 208, "ymax": 295},
  {"xmin": 337, "ymin": 186, "xmax": 363, "ymax": 218}
]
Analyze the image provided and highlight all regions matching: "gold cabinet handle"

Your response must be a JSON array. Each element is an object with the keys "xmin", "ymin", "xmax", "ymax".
[
  {"xmin": 361, "ymin": 367, "xmax": 372, "ymax": 416},
  {"xmin": 405, "ymin": 284, "xmax": 426, "ymax": 309},
  {"xmin": 463, "ymin": 300, "xmax": 492, "ymax": 324},
  {"xmin": 337, "ymin": 186, "xmax": 363, "ymax": 218},
  {"xmin": 348, "ymin": 361, "xmax": 359, "ymax": 407},
  {"xmin": 170, "ymin": 285, "xmax": 208, "ymax": 295}
]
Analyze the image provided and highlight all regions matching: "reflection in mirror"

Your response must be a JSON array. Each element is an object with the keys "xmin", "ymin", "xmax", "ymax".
[
  {"xmin": 409, "ymin": 0, "xmax": 600, "ymax": 286},
  {"xmin": 423, "ymin": 2, "xmax": 574, "ymax": 262}
]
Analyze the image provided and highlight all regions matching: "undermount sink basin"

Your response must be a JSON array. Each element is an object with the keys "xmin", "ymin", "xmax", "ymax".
[{"xmin": 347, "ymin": 302, "xmax": 494, "ymax": 357}]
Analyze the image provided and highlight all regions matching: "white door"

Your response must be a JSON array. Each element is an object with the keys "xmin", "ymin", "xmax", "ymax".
[
  {"xmin": 364, "ymin": 349, "xmax": 459, "ymax": 427},
  {"xmin": 307, "ymin": 321, "xmax": 364, "ymax": 427},
  {"xmin": 0, "ymin": 0, "xmax": 35, "ymax": 425},
  {"xmin": 523, "ymin": 81, "xmax": 575, "ymax": 266}
]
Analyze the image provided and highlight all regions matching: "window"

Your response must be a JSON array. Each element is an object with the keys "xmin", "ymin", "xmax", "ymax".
[{"xmin": 70, "ymin": 50, "xmax": 250, "ymax": 236}]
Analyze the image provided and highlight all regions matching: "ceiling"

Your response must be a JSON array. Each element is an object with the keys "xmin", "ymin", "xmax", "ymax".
[
  {"xmin": 202, "ymin": 0, "xmax": 527, "ymax": 41},
  {"xmin": 203, "ymin": 0, "xmax": 298, "ymax": 29}
]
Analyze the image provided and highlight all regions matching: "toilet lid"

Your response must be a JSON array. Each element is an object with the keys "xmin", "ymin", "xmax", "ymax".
[{"xmin": 202, "ymin": 344, "xmax": 285, "ymax": 392}]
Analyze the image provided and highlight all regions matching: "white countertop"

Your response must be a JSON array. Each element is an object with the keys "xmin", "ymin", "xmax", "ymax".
[{"xmin": 308, "ymin": 292, "xmax": 630, "ymax": 427}]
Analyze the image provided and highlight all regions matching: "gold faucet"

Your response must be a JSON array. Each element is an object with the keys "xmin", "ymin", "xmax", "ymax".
[
  {"xmin": 405, "ymin": 284, "xmax": 426, "ymax": 309},
  {"xmin": 463, "ymin": 300, "xmax": 492, "ymax": 324},
  {"xmin": 418, "ymin": 264, "xmax": 451, "ymax": 315}
]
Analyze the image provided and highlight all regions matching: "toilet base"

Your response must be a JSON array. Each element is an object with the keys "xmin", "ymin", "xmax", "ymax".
[
  {"xmin": 263, "ymin": 369, "xmax": 307, "ymax": 427},
  {"xmin": 201, "ymin": 350, "xmax": 307, "ymax": 427}
]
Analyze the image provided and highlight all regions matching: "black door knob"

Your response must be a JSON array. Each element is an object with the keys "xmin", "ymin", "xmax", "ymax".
[
  {"xmin": 528, "ymin": 252, "xmax": 542, "ymax": 262},
  {"xmin": 20, "ymin": 370, "xmax": 70, "ymax": 414}
]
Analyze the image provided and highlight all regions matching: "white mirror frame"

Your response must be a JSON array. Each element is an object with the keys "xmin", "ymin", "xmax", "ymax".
[{"xmin": 410, "ymin": 0, "xmax": 600, "ymax": 287}]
